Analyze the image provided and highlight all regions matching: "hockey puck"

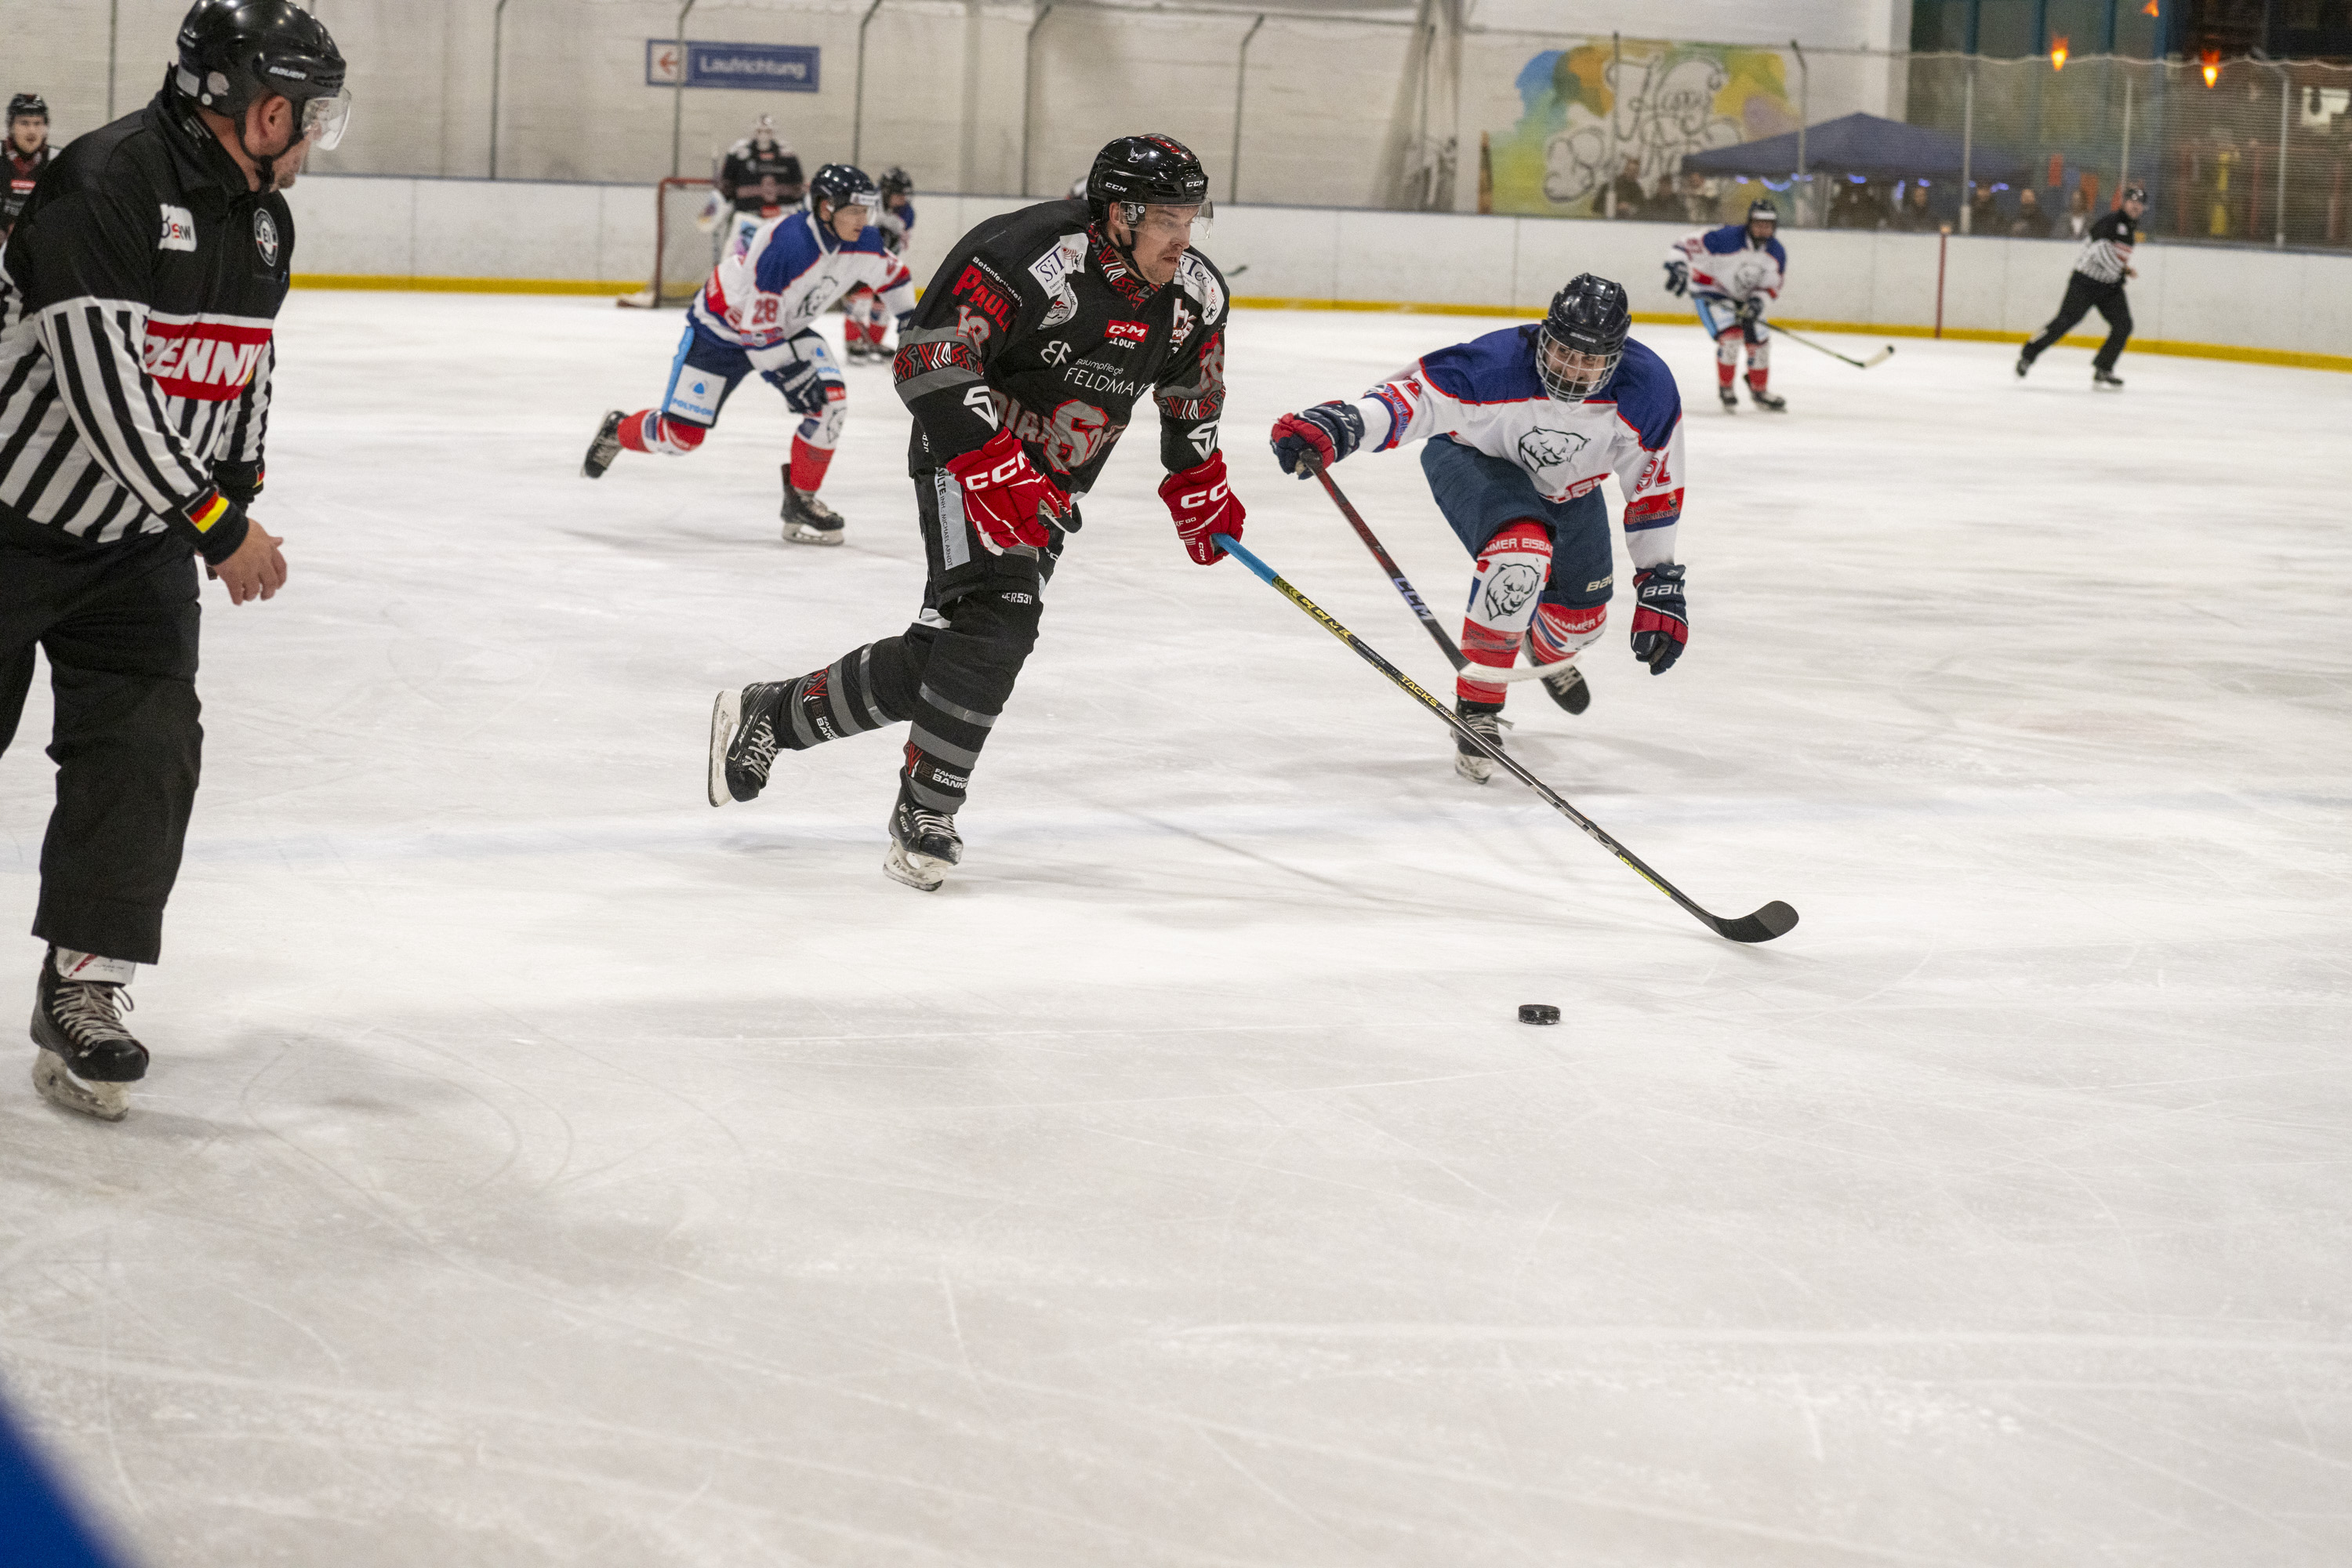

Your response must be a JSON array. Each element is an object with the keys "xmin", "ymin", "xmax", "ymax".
[{"xmin": 1518, "ymin": 1004, "xmax": 1561, "ymax": 1025}]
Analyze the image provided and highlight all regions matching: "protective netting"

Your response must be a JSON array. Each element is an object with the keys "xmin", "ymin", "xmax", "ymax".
[
  {"xmin": 652, "ymin": 178, "xmax": 719, "ymax": 307},
  {"xmin": 1904, "ymin": 54, "xmax": 2352, "ymax": 250}
]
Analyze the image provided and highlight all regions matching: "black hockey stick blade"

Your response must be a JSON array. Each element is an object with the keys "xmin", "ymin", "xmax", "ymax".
[
  {"xmin": 1711, "ymin": 900, "xmax": 1800, "ymax": 944},
  {"xmin": 1216, "ymin": 532, "xmax": 1799, "ymax": 945}
]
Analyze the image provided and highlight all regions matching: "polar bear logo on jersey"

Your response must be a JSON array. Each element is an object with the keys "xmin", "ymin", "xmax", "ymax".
[{"xmin": 1518, "ymin": 427, "xmax": 1588, "ymax": 474}]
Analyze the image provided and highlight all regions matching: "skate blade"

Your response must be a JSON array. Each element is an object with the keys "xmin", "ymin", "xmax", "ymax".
[
  {"xmin": 707, "ymin": 689, "xmax": 742, "ymax": 808},
  {"xmin": 883, "ymin": 843, "xmax": 948, "ymax": 891},
  {"xmin": 782, "ymin": 524, "xmax": 846, "ymax": 546},
  {"xmin": 33, "ymin": 1051, "xmax": 128, "ymax": 1121},
  {"xmin": 1454, "ymin": 753, "xmax": 1497, "ymax": 786}
]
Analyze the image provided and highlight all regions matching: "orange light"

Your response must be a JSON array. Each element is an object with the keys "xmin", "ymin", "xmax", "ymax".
[
  {"xmin": 2201, "ymin": 49, "xmax": 2220, "ymax": 88},
  {"xmin": 2050, "ymin": 37, "xmax": 2069, "ymax": 71},
  {"xmin": 2143, "ymin": 1, "xmax": 2159, "ymax": 15}
]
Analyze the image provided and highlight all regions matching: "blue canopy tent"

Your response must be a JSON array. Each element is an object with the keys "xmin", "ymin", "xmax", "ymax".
[{"xmin": 1681, "ymin": 111, "xmax": 2030, "ymax": 183}]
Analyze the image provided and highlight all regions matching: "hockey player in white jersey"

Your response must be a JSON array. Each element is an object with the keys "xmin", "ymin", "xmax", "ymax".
[
  {"xmin": 1664, "ymin": 198, "xmax": 1788, "ymax": 412},
  {"xmin": 843, "ymin": 166, "xmax": 916, "ymax": 363},
  {"xmin": 582, "ymin": 164, "xmax": 916, "ymax": 544},
  {"xmin": 1269, "ymin": 275, "xmax": 1690, "ymax": 782}
]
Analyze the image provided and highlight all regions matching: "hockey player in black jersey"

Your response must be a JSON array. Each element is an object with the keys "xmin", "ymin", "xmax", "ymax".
[
  {"xmin": 2, "ymin": 94, "xmax": 53, "ymax": 241},
  {"xmin": 2017, "ymin": 186, "xmax": 2145, "ymax": 390},
  {"xmin": 706, "ymin": 134, "xmax": 1246, "ymax": 891},
  {"xmin": 715, "ymin": 114, "xmax": 804, "ymax": 256}
]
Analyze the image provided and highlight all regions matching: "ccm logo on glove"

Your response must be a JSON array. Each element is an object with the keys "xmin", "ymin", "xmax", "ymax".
[{"xmin": 1160, "ymin": 451, "xmax": 1244, "ymax": 566}]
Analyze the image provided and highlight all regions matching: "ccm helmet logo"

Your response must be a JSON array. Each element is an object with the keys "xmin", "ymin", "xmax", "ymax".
[{"xmin": 1105, "ymin": 320, "xmax": 1148, "ymax": 343}]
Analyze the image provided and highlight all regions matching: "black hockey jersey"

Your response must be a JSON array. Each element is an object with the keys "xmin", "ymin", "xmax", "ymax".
[
  {"xmin": 0, "ymin": 84, "xmax": 286, "ymax": 564},
  {"xmin": 2070, "ymin": 210, "xmax": 2136, "ymax": 285},
  {"xmin": 717, "ymin": 139, "xmax": 804, "ymax": 215},
  {"xmin": 2, "ymin": 143, "xmax": 52, "ymax": 238},
  {"xmin": 890, "ymin": 198, "xmax": 1228, "ymax": 496}
]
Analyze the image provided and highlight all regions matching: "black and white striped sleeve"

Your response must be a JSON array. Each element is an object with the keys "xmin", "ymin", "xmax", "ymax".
[
  {"xmin": 14, "ymin": 180, "xmax": 249, "ymax": 559},
  {"xmin": 220, "ymin": 337, "xmax": 271, "ymax": 467}
]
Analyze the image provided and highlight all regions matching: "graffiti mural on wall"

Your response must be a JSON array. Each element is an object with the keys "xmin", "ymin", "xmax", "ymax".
[{"xmin": 1490, "ymin": 42, "xmax": 1798, "ymax": 216}]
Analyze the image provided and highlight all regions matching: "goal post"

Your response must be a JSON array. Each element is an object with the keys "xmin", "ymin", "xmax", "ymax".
[{"xmin": 617, "ymin": 177, "xmax": 718, "ymax": 310}]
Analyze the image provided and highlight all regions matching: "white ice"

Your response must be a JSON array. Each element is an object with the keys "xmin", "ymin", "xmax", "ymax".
[{"xmin": 2, "ymin": 291, "xmax": 2349, "ymax": 1566}]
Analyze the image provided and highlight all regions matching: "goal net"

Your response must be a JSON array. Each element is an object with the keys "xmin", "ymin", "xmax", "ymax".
[{"xmin": 617, "ymin": 177, "xmax": 719, "ymax": 309}]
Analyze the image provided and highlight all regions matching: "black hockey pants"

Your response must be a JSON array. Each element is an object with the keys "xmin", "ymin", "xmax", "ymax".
[
  {"xmin": 0, "ymin": 516, "xmax": 203, "ymax": 966},
  {"xmin": 2023, "ymin": 273, "xmax": 2132, "ymax": 372},
  {"xmin": 768, "ymin": 469, "xmax": 1054, "ymax": 815}
]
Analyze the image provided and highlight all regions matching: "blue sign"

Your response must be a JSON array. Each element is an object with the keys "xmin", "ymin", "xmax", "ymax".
[{"xmin": 644, "ymin": 39, "xmax": 821, "ymax": 93}]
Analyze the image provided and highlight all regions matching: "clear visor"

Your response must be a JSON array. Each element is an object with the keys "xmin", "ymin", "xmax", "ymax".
[
  {"xmin": 1127, "ymin": 200, "xmax": 1213, "ymax": 248},
  {"xmin": 300, "ymin": 88, "xmax": 352, "ymax": 152},
  {"xmin": 1536, "ymin": 332, "xmax": 1619, "ymax": 400}
]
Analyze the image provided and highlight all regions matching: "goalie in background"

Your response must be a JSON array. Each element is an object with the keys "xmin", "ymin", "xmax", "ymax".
[
  {"xmin": 582, "ymin": 163, "xmax": 914, "ymax": 546},
  {"xmin": 714, "ymin": 114, "xmax": 804, "ymax": 258}
]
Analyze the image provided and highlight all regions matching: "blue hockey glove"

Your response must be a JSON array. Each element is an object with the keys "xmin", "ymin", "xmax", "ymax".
[
  {"xmin": 1269, "ymin": 401, "xmax": 1366, "ymax": 479},
  {"xmin": 1630, "ymin": 564, "xmax": 1689, "ymax": 674},
  {"xmin": 1664, "ymin": 259, "xmax": 1690, "ymax": 296}
]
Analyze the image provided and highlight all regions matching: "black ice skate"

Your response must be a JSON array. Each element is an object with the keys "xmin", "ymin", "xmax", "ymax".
[
  {"xmin": 780, "ymin": 469, "xmax": 846, "ymax": 546},
  {"xmin": 707, "ymin": 681, "xmax": 796, "ymax": 807},
  {"xmin": 1747, "ymin": 382, "xmax": 1788, "ymax": 412},
  {"xmin": 31, "ymin": 949, "xmax": 147, "ymax": 1122},
  {"xmin": 1454, "ymin": 699, "xmax": 1506, "ymax": 785},
  {"xmin": 1717, "ymin": 383, "xmax": 1739, "ymax": 413},
  {"xmin": 1538, "ymin": 660, "xmax": 1591, "ymax": 716},
  {"xmin": 2092, "ymin": 368, "xmax": 2125, "ymax": 391},
  {"xmin": 884, "ymin": 786, "xmax": 963, "ymax": 892},
  {"xmin": 583, "ymin": 410, "xmax": 626, "ymax": 479}
]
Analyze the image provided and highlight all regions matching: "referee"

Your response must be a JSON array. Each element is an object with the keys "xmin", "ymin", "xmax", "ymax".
[
  {"xmin": 2016, "ymin": 184, "xmax": 2146, "ymax": 390},
  {"xmin": 0, "ymin": 0, "xmax": 347, "ymax": 1120}
]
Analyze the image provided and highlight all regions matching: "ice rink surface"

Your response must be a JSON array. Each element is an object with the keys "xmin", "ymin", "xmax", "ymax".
[{"xmin": 2, "ymin": 288, "xmax": 2349, "ymax": 1566}]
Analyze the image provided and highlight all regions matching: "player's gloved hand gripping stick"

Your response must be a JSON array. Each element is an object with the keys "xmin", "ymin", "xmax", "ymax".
[
  {"xmin": 1159, "ymin": 450, "xmax": 1243, "ymax": 565},
  {"xmin": 1211, "ymin": 530, "xmax": 1796, "ymax": 944},
  {"xmin": 946, "ymin": 428, "xmax": 1069, "ymax": 553}
]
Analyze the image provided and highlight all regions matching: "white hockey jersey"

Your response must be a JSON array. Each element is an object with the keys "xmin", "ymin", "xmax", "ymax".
[
  {"xmin": 1347, "ymin": 325, "xmax": 1686, "ymax": 568},
  {"xmin": 1668, "ymin": 223, "xmax": 1789, "ymax": 306},
  {"xmin": 690, "ymin": 208, "xmax": 915, "ymax": 365}
]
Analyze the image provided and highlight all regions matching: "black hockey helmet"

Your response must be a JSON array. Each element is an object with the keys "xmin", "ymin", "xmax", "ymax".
[
  {"xmin": 2119, "ymin": 183, "xmax": 2148, "ymax": 207},
  {"xmin": 174, "ymin": 0, "xmax": 349, "ymax": 149},
  {"xmin": 807, "ymin": 162, "xmax": 879, "ymax": 217},
  {"xmin": 877, "ymin": 165, "xmax": 913, "ymax": 199},
  {"xmin": 1747, "ymin": 197, "xmax": 1779, "ymax": 230},
  {"xmin": 8, "ymin": 93, "xmax": 47, "ymax": 122},
  {"xmin": 1086, "ymin": 134, "xmax": 1210, "ymax": 225},
  {"xmin": 1537, "ymin": 274, "xmax": 1631, "ymax": 401}
]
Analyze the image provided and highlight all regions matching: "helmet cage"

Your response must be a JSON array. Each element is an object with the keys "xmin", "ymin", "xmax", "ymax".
[{"xmin": 1535, "ymin": 324, "xmax": 1621, "ymax": 401}]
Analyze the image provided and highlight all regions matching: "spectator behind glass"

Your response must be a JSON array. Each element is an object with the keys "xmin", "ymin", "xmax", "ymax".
[
  {"xmin": 1894, "ymin": 182, "xmax": 1937, "ymax": 231},
  {"xmin": 1968, "ymin": 182, "xmax": 1999, "ymax": 234},
  {"xmin": 2066, "ymin": 187, "xmax": 2090, "ymax": 238},
  {"xmin": 1610, "ymin": 158, "xmax": 1645, "ymax": 218},
  {"xmin": 2011, "ymin": 187, "xmax": 2053, "ymax": 238}
]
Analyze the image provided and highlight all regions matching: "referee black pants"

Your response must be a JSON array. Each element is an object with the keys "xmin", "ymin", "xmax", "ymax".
[
  {"xmin": 0, "ymin": 517, "xmax": 202, "ymax": 966},
  {"xmin": 2024, "ymin": 273, "xmax": 2132, "ymax": 373}
]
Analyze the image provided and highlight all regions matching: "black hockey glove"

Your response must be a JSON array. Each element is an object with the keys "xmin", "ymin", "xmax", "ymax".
[
  {"xmin": 1630, "ymin": 564, "xmax": 1689, "ymax": 674},
  {"xmin": 1733, "ymin": 296, "xmax": 1763, "ymax": 325},
  {"xmin": 1269, "ymin": 401, "xmax": 1365, "ymax": 479},
  {"xmin": 211, "ymin": 459, "xmax": 264, "ymax": 505},
  {"xmin": 768, "ymin": 358, "xmax": 829, "ymax": 417},
  {"xmin": 1664, "ymin": 259, "xmax": 1690, "ymax": 297}
]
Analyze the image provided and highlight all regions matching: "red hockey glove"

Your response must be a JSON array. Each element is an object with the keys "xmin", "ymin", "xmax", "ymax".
[
  {"xmin": 1268, "ymin": 401, "xmax": 1365, "ymax": 479},
  {"xmin": 1629, "ymin": 564, "xmax": 1689, "ymax": 674},
  {"xmin": 1160, "ymin": 451, "xmax": 1244, "ymax": 565},
  {"xmin": 944, "ymin": 428, "xmax": 1067, "ymax": 554}
]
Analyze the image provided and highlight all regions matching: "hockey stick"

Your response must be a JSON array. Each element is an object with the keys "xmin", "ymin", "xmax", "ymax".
[
  {"xmin": 1772, "ymin": 323, "xmax": 1895, "ymax": 369},
  {"xmin": 1214, "ymin": 532, "xmax": 1798, "ymax": 944},
  {"xmin": 1309, "ymin": 461, "xmax": 1583, "ymax": 687}
]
